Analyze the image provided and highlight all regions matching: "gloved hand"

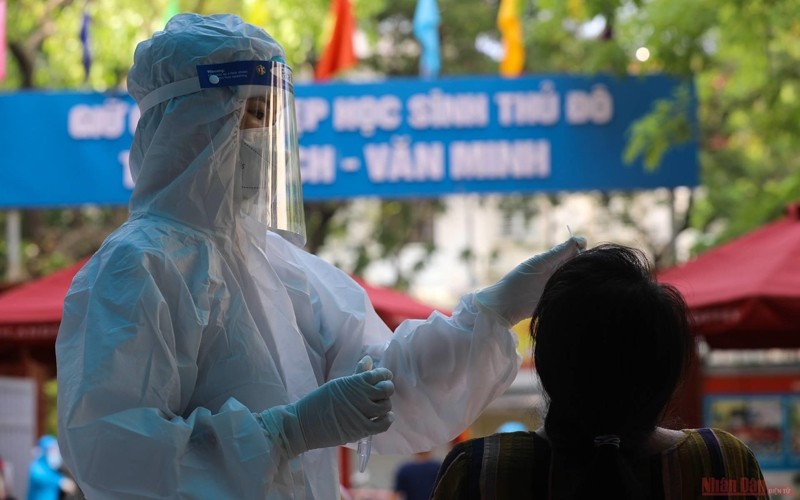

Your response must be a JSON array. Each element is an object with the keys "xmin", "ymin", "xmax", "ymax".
[
  {"xmin": 475, "ymin": 236, "xmax": 587, "ymax": 327},
  {"xmin": 284, "ymin": 356, "xmax": 395, "ymax": 454},
  {"xmin": 59, "ymin": 477, "xmax": 78, "ymax": 495}
]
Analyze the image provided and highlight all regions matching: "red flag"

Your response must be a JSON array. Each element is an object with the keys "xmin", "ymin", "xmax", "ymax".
[
  {"xmin": 0, "ymin": 0, "xmax": 6, "ymax": 82},
  {"xmin": 314, "ymin": 0, "xmax": 357, "ymax": 81}
]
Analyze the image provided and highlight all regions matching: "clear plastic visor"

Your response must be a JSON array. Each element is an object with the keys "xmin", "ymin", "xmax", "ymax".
[{"xmin": 236, "ymin": 62, "xmax": 305, "ymax": 247}]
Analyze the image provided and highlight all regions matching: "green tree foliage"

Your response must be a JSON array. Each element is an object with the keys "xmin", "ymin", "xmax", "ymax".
[
  {"xmin": 498, "ymin": 0, "xmax": 800, "ymax": 260},
  {"xmin": 610, "ymin": 0, "xmax": 800, "ymax": 251},
  {"xmin": 609, "ymin": 0, "xmax": 799, "ymax": 251},
  {"xmin": 688, "ymin": 0, "xmax": 800, "ymax": 246}
]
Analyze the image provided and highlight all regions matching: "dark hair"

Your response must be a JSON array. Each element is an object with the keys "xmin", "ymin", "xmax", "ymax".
[{"xmin": 531, "ymin": 244, "xmax": 693, "ymax": 499}]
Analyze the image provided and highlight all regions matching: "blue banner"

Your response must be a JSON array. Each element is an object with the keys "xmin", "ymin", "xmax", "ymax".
[{"xmin": 0, "ymin": 74, "xmax": 697, "ymax": 208}]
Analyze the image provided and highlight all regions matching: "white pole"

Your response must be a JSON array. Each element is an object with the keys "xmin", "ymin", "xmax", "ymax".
[
  {"xmin": 669, "ymin": 188, "xmax": 677, "ymax": 266},
  {"xmin": 464, "ymin": 195, "xmax": 477, "ymax": 287},
  {"xmin": 5, "ymin": 210, "xmax": 23, "ymax": 282}
]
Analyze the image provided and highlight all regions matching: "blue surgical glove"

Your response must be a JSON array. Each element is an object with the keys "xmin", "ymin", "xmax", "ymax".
[
  {"xmin": 475, "ymin": 236, "xmax": 587, "ymax": 327},
  {"xmin": 276, "ymin": 359, "xmax": 395, "ymax": 455}
]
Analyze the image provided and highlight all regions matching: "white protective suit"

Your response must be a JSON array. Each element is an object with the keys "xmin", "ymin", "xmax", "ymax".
[{"xmin": 56, "ymin": 13, "xmax": 581, "ymax": 500}]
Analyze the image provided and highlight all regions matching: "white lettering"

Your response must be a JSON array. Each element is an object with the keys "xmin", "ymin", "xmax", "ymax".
[
  {"xmin": 128, "ymin": 105, "xmax": 140, "ymax": 135},
  {"xmin": 449, "ymin": 140, "xmax": 550, "ymax": 180},
  {"xmin": 295, "ymin": 98, "xmax": 330, "ymax": 135},
  {"xmin": 364, "ymin": 139, "xmax": 445, "ymax": 183},
  {"xmin": 333, "ymin": 95, "xmax": 402, "ymax": 136},
  {"xmin": 68, "ymin": 99, "xmax": 130, "ymax": 139},
  {"xmin": 494, "ymin": 81, "xmax": 560, "ymax": 126},
  {"xmin": 299, "ymin": 145, "xmax": 336, "ymax": 185},
  {"xmin": 566, "ymin": 84, "xmax": 613, "ymax": 125},
  {"xmin": 120, "ymin": 150, "xmax": 134, "ymax": 188},
  {"xmin": 407, "ymin": 89, "xmax": 489, "ymax": 129}
]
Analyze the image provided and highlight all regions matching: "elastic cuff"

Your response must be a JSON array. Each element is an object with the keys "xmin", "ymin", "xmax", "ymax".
[
  {"xmin": 471, "ymin": 292, "xmax": 513, "ymax": 329},
  {"xmin": 258, "ymin": 405, "xmax": 306, "ymax": 458}
]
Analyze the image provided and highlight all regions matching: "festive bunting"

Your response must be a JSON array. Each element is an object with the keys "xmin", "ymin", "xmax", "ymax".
[
  {"xmin": 497, "ymin": 0, "xmax": 525, "ymax": 76},
  {"xmin": 314, "ymin": 0, "xmax": 357, "ymax": 81},
  {"xmin": 80, "ymin": 8, "xmax": 92, "ymax": 82},
  {"xmin": 0, "ymin": 0, "xmax": 6, "ymax": 82},
  {"xmin": 412, "ymin": 0, "xmax": 441, "ymax": 78}
]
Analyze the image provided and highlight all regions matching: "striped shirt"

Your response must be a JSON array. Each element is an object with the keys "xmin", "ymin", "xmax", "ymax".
[{"xmin": 431, "ymin": 428, "xmax": 766, "ymax": 499}]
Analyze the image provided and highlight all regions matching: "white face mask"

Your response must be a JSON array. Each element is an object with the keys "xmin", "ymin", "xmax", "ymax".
[
  {"xmin": 46, "ymin": 448, "xmax": 63, "ymax": 470},
  {"xmin": 237, "ymin": 127, "xmax": 273, "ymax": 201}
]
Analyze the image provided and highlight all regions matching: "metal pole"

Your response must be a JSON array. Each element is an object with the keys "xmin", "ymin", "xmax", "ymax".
[
  {"xmin": 668, "ymin": 188, "xmax": 677, "ymax": 266},
  {"xmin": 5, "ymin": 209, "xmax": 23, "ymax": 282},
  {"xmin": 465, "ymin": 195, "xmax": 477, "ymax": 287}
]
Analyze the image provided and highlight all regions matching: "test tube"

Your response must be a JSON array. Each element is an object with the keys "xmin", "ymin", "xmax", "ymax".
[
  {"xmin": 357, "ymin": 435, "xmax": 372, "ymax": 473},
  {"xmin": 355, "ymin": 356, "xmax": 374, "ymax": 472}
]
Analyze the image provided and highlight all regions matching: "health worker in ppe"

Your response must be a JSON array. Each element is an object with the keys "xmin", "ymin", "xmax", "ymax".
[
  {"xmin": 27, "ymin": 436, "xmax": 77, "ymax": 500},
  {"xmin": 55, "ymin": 13, "xmax": 585, "ymax": 499}
]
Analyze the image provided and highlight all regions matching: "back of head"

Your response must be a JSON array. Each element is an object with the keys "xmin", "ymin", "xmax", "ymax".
[{"xmin": 532, "ymin": 244, "xmax": 692, "ymax": 498}]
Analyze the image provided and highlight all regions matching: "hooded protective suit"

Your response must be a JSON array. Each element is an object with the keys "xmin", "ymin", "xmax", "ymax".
[
  {"xmin": 56, "ymin": 13, "xmax": 582, "ymax": 500},
  {"xmin": 27, "ymin": 436, "xmax": 71, "ymax": 500}
]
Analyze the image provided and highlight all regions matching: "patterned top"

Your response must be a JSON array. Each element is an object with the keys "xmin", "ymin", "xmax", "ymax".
[{"xmin": 430, "ymin": 428, "xmax": 767, "ymax": 499}]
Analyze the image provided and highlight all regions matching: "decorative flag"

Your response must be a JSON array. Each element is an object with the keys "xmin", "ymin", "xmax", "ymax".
[
  {"xmin": 412, "ymin": 0, "xmax": 441, "ymax": 78},
  {"xmin": 497, "ymin": 0, "xmax": 525, "ymax": 76},
  {"xmin": 314, "ymin": 0, "xmax": 357, "ymax": 81},
  {"xmin": 0, "ymin": 0, "xmax": 6, "ymax": 82},
  {"xmin": 80, "ymin": 8, "xmax": 92, "ymax": 82}
]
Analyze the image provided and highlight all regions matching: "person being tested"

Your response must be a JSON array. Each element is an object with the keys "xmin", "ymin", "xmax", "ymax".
[{"xmin": 56, "ymin": 13, "xmax": 584, "ymax": 499}]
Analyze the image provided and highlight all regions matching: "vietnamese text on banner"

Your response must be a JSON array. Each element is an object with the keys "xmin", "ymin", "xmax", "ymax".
[{"xmin": 0, "ymin": 74, "xmax": 697, "ymax": 208}]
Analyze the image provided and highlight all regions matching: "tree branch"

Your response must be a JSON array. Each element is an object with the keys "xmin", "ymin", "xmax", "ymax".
[
  {"xmin": 26, "ymin": 0, "xmax": 76, "ymax": 50},
  {"xmin": 8, "ymin": 42, "xmax": 34, "ymax": 88}
]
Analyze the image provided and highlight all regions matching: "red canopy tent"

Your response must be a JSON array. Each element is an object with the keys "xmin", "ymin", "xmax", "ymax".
[
  {"xmin": 0, "ymin": 259, "xmax": 90, "ymax": 344},
  {"xmin": 658, "ymin": 202, "xmax": 800, "ymax": 349},
  {"xmin": 351, "ymin": 276, "xmax": 448, "ymax": 329},
  {"xmin": 0, "ymin": 258, "xmax": 447, "ymax": 343}
]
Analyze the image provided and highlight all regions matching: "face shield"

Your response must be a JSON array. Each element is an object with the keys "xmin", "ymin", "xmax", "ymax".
[
  {"xmin": 135, "ymin": 58, "xmax": 306, "ymax": 245},
  {"xmin": 232, "ymin": 62, "xmax": 305, "ymax": 246}
]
